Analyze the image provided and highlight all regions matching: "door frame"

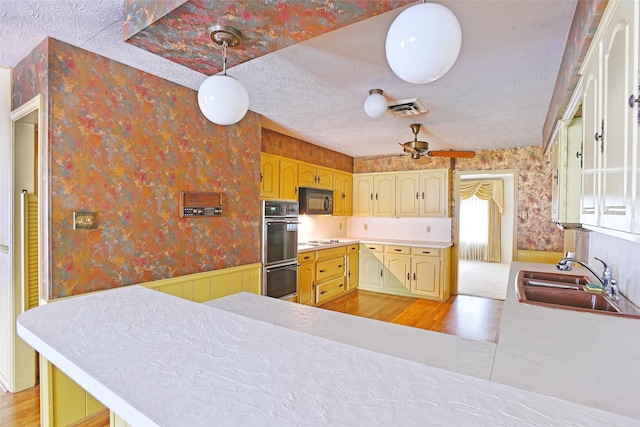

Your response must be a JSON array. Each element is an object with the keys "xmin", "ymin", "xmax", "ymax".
[
  {"xmin": 4, "ymin": 94, "xmax": 44, "ymax": 392},
  {"xmin": 451, "ymin": 169, "xmax": 518, "ymax": 296}
]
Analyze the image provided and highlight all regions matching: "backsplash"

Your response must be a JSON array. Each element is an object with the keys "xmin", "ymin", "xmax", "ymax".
[
  {"xmin": 298, "ymin": 215, "xmax": 452, "ymax": 244},
  {"xmin": 585, "ymin": 231, "xmax": 640, "ymax": 308}
]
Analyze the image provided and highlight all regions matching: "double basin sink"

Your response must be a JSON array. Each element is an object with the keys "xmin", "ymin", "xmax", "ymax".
[{"xmin": 517, "ymin": 270, "xmax": 640, "ymax": 318}]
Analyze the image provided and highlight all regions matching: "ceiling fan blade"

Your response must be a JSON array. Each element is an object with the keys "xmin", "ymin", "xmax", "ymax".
[
  {"xmin": 427, "ymin": 150, "xmax": 475, "ymax": 158},
  {"xmin": 399, "ymin": 142, "xmax": 416, "ymax": 154}
]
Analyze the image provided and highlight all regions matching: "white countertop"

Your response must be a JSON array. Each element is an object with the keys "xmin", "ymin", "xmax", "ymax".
[
  {"xmin": 17, "ymin": 285, "xmax": 639, "ymax": 426},
  {"xmin": 491, "ymin": 262, "xmax": 640, "ymax": 419},
  {"xmin": 298, "ymin": 237, "xmax": 452, "ymax": 253}
]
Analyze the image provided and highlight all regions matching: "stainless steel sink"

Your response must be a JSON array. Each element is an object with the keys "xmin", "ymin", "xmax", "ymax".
[{"xmin": 516, "ymin": 270, "xmax": 640, "ymax": 318}]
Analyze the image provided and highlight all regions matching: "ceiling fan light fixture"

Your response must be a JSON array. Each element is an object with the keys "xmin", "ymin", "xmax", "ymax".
[
  {"xmin": 385, "ymin": 3, "xmax": 462, "ymax": 84},
  {"xmin": 363, "ymin": 89, "xmax": 388, "ymax": 118},
  {"xmin": 197, "ymin": 25, "xmax": 249, "ymax": 126}
]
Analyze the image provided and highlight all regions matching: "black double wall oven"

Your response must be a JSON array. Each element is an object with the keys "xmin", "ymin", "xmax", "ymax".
[{"xmin": 262, "ymin": 200, "xmax": 299, "ymax": 299}]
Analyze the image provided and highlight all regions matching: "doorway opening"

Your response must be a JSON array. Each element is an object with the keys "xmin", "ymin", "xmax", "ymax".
[{"xmin": 454, "ymin": 170, "xmax": 517, "ymax": 300}]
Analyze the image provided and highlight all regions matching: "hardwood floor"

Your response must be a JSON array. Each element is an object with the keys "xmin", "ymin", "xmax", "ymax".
[
  {"xmin": 0, "ymin": 383, "xmax": 109, "ymax": 427},
  {"xmin": 318, "ymin": 290, "xmax": 504, "ymax": 343},
  {"xmin": 1, "ymin": 290, "xmax": 503, "ymax": 425}
]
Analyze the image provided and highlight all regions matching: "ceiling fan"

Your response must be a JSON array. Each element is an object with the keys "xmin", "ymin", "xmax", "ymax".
[{"xmin": 399, "ymin": 124, "xmax": 475, "ymax": 159}]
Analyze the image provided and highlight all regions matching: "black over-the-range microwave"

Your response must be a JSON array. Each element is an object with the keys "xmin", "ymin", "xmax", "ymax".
[{"xmin": 298, "ymin": 187, "xmax": 333, "ymax": 215}]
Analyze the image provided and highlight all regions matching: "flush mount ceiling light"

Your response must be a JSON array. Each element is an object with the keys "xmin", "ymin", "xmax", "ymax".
[
  {"xmin": 385, "ymin": 3, "xmax": 462, "ymax": 84},
  {"xmin": 363, "ymin": 89, "xmax": 388, "ymax": 118},
  {"xmin": 197, "ymin": 25, "xmax": 249, "ymax": 126}
]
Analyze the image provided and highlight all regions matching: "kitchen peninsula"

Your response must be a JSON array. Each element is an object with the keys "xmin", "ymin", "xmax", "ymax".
[{"xmin": 16, "ymin": 275, "xmax": 639, "ymax": 426}]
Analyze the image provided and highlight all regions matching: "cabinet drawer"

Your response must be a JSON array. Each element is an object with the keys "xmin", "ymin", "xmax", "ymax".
[
  {"xmin": 362, "ymin": 244, "xmax": 383, "ymax": 253},
  {"xmin": 385, "ymin": 245, "xmax": 410, "ymax": 255},
  {"xmin": 316, "ymin": 276, "xmax": 345, "ymax": 305},
  {"xmin": 317, "ymin": 246, "xmax": 347, "ymax": 260},
  {"xmin": 411, "ymin": 247, "xmax": 441, "ymax": 258},
  {"xmin": 316, "ymin": 257, "xmax": 345, "ymax": 282},
  {"xmin": 298, "ymin": 252, "xmax": 316, "ymax": 264},
  {"xmin": 347, "ymin": 244, "xmax": 359, "ymax": 254}
]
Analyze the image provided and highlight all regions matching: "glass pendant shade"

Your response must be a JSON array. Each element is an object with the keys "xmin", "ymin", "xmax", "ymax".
[
  {"xmin": 363, "ymin": 89, "xmax": 387, "ymax": 118},
  {"xmin": 198, "ymin": 74, "xmax": 249, "ymax": 125},
  {"xmin": 385, "ymin": 3, "xmax": 462, "ymax": 84}
]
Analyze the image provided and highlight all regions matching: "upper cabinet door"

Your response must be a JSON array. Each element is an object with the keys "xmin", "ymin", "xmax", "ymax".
[
  {"xmin": 280, "ymin": 159, "xmax": 299, "ymax": 201},
  {"xmin": 353, "ymin": 174, "xmax": 374, "ymax": 216},
  {"xmin": 298, "ymin": 163, "xmax": 317, "ymax": 188},
  {"xmin": 396, "ymin": 172, "xmax": 420, "ymax": 217},
  {"xmin": 420, "ymin": 170, "xmax": 449, "ymax": 217},
  {"xmin": 599, "ymin": 0, "xmax": 637, "ymax": 232},
  {"xmin": 260, "ymin": 154, "xmax": 280, "ymax": 199},
  {"xmin": 374, "ymin": 174, "xmax": 396, "ymax": 216},
  {"xmin": 580, "ymin": 51, "xmax": 601, "ymax": 227}
]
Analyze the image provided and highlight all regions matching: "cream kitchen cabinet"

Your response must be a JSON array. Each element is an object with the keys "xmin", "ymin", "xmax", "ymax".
[
  {"xmin": 355, "ymin": 170, "xmax": 449, "ymax": 218},
  {"xmin": 383, "ymin": 246, "xmax": 412, "ymax": 295},
  {"xmin": 411, "ymin": 247, "xmax": 450, "ymax": 300},
  {"xmin": 353, "ymin": 174, "xmax": 375, "ymax": 215},
  {"xmin": 333, "ymin": 171, "xmax": 353, "ymax": 216},
  {"xmin": 359, "ymin": 244, "xmax": 450, "ymax": 301},
  {"xmin": 579, "ymin": 0, "xmax": 638, "ymax": 233},
  {"xmin": 299, "ymin": 163, "xmax": 333, "ymax": 190},
  {"xmin": 352, "ymin": 172, "xmax": 397, "ymax": 217},
  {"xmin": 260, "ymin": 153, "xmax": 280, "ymax": 199},
  {"xmin": 396, "ymin": 170, "xmax": 449, "ymax": 217},
  {"xmin": 550, "ymin": 117, "xmax": 583, "ymax": 225},
  {"xmin": 358, "ymin": 243, "xmax": 384, "ymax": 290}
]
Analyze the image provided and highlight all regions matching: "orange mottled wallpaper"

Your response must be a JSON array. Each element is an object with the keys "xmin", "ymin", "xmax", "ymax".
[
  {"xmin": 262, "ymin": 128, "xmax": 353, "ymax": 172},
  {"xmin": 14, "ymin": 38, "xmax": 262, "ymax": 298}
]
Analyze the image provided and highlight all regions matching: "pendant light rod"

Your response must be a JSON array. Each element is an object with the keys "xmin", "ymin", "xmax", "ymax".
[{"xmin": 208, "ymin": 25, "xmax": 243, "ymax": 75}]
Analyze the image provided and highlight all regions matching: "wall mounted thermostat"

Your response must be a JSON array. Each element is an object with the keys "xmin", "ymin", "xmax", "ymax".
[{"xmin": 179, "ymin": 192, "xmax": 223, "ymax": 218}]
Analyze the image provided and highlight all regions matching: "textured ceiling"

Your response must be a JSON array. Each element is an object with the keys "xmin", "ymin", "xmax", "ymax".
[{"xmin": 0, "ymin": 0, "xmax": 577, "ymax": 158}]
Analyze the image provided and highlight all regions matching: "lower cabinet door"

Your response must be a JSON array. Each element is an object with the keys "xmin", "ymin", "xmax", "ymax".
[
  {"xmin": 384, "ymin": 255, "xmax": 412, "ymax": 294},
  {"xmin": 411, "ymin": 257, "xmax": 440, "ymax": 298},
  {"xmin": 297, "ymin": 263, "xmax": 315, "ymax": 305}
]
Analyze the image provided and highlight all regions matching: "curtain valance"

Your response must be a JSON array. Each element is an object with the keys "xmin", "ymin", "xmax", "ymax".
[{"xmin": 459, "ymin": 180, "xmax": 504, "ymax": 214}]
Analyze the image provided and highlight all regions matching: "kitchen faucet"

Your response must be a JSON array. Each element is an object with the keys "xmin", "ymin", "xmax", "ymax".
[{"xmin": 556, "ymin": 256, "xmax": 619, "ymax": 299}]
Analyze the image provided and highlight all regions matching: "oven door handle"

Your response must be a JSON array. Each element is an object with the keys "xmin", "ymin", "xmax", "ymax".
[{"xmin": 265, "ymin": 220, "xmax": 300, "ymax": 225}]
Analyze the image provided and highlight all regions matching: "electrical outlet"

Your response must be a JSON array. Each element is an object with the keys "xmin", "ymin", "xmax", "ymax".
[
  {"xmin": 364, "ymin": 224, "xmax": 368, "ymax": 230},
  {"xmin": 426, "ymin": 225, "xmax": 431, "ymax": 233}
]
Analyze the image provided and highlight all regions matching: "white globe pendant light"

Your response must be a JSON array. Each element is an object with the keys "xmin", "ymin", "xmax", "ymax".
[
  {"xmin": 385, "ymin": 3, "xmax": 462, "ymax": 84},
  {"xmin": 363, "ymin": 89, "xmax": 388, "ymax": 118},
  {"xmin": 197, "ymin": 26, "xmax": 249, "ymax": 125}
]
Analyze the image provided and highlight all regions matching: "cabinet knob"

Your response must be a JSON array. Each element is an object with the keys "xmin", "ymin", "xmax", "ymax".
[
  {"xmin": 338, "ymin": 265, "xmax": 343, "ymax": 268},
  {"xmin": 422, "ymin": 251, "xmax": 431, "ymax": 254},
  {"xmin": 394, "ymin": 249, "xmax": 402, "ymax": 252},
  {"xmin": 320, "ymin": 290, "xmax": 326, "ymax": 295},
  {"xmin": 370, "ymin": 193, "xmax": 373, "ymax": 200},
  {"xmin": 339, "ymin": 284, "xmax": 343, "ymax": 288},
  {"xmin": 413, "ymin": 273, "xmax": 417, "ymax": 281},
  {"xmin": 421, "ymin": 192, "xmax": 425, "ymax": 199},
  {"xmin": 319, "ymin": 269, "xmax": 325, "ymax": 273},
  {"xmin": 380, "ymin": 270, "xmax": 383, "ymax": 277},
  {"xmin": 629, "ymin": 94, "xmax": 640, "ymax": 108},
  {"xmin": 375, "ymin": 193, "xmax": 379, "ymax": 200},
  {"xmin": 260, "ymin": 172, "xmax": 263, "ymax": 183},
  {"xmin": 407, "ymin": 273, "xmax": 410, "ymax": 280},
  {"xmin": 416, "ymin": 192, "xmax": 419, "ymax": 200}
]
